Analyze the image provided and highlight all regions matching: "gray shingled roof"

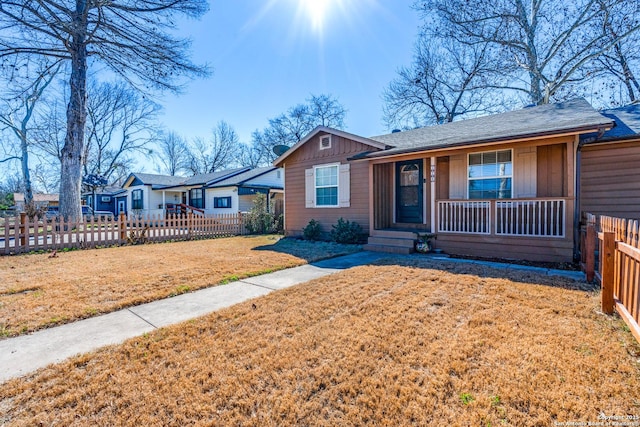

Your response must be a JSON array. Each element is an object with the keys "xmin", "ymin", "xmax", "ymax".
[
  {"xmin": 586, "ymin": 103, "xmax": 640, "ymax": 142},
  {"xmin": 207, "ymin": 166, "xmax": 280, "ymax": 188},
  {"xmin": 132, "ymin": 173, "xmax": 185, "ymax": 187},
  {"xmin": 131, "ymin": 167, "xmax": 251, "ymax": 189},
  {"xmin": 365, "ymin": 98, "xmax": 614, "ymax": 158},
  {"xmin": 182, "ymin": 167, "xmax": 249, "ymax": 186}
]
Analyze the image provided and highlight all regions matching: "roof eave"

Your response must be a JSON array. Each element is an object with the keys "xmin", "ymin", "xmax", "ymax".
[{"xmin": 360, "ymin": 124, "xmax": 613, "ymax": 161}]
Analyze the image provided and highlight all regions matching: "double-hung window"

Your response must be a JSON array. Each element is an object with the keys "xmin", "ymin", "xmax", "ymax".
[
  {"xmin": 132, "ymin": 189, "xmax": 143, "ymax": 209},
  {"xmin": 315, "ymin": 165, "xmax": 338, "ymax": 207},
  {"xmin": 468, "ymin": 150, "xmax": 512, "ymax": 199},
  {"xmin": 189, "ymin": 188, "xmax": 204, "ymax": 209}
]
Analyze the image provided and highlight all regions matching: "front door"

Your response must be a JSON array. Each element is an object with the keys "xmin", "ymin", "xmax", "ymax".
[
  {"xmin": 396, "ymin": 160, "xmax": 423, "ymax": 223},
  {"xmin": 117, "ymin": 200, "xmax": 126, "ymax": 214}
]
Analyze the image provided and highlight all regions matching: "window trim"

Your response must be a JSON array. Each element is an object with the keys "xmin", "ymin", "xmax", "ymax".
[
  {"xmin": 319, "ymin": 134, "xmax": 332, "ymax": 150},
  {"xmin": 131, "ymin": 189, "xmax": 143, "ymax": 209},
  {"xmin": 100, "ymin": 196, "xmax": 111, "ymax": 203},
  {"xmin": 313, "ymin": 163, "xmax": 340, "ymax": 207},
  {"xmin": 213, "ymin": 196, "xmax": 232, "ymax": 209},
  {"xmin": 467, "ymin": 149, "xmax": 513, "ymax": 200}
]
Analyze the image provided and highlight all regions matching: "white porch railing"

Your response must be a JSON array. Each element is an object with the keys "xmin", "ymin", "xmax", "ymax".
[
  {"xmin": 438, "ymin": 198, "xmax": 566, "ymax": 238},
  {"xmin": 437, "ymin": 201, "xmax": 491, "ymax": 234},
  {"xmin": 496, "ymin": 199, "xmax": 565, "ymax": 237}
]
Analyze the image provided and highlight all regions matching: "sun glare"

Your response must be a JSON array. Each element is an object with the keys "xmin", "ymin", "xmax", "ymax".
[{"xmin": 301, "ymin": 0, "xmax": 335, "ymax": 33}]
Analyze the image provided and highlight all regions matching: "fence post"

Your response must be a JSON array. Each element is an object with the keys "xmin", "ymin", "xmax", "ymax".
[
  {"xmin": 119, "ymin": 212, "xmax": 126, "ymax": 242},
  {"xmin": 585, "ymin": 220, "xmax": 596, "ymax": 282},
  {"xmin": 19, "ymin": 212, "xmax": 27, "ymax": 247},
  {"xmin": 187, "ymin": 212, "xmax": 193, "ymax": 237},
  {"xmin": 601, "ymin": 230, "xmax": 615, "ymax": 314}
]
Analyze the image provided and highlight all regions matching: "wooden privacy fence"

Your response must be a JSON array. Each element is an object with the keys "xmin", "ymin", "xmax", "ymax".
[
  {"xmin": 1, "ymin": 212, "xmax": 246, "ymax": 255},
  {"xmin": 597, "ymin": 215, "xmax": 640, "ymax": 344}
]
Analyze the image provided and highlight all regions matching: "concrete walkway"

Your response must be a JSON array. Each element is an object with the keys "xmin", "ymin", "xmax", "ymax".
[{"xmin": 0, "ymin": 251, "xmax": 584, "ymax": 383}]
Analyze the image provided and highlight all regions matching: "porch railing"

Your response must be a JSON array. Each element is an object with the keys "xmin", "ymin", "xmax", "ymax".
[
  {"xmin": 437, "ymin": 201, "xmax": 491, "ymax": 234},
  {"xmin": 496, "ymin": 199, "xmax": 565, "ymax": 237},
  {"xmin": 438, "ymin": 198, "xmax": 566, "ymax": 238}
]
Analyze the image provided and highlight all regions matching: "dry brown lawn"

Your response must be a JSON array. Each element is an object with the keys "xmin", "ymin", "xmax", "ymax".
[
  {"xmin": 2, "ymin": 257, "xmax": 639, "ymax": 426},
  {"xmin": 0, "ymin": 236, "xmax": 360, "ymax": 337}
]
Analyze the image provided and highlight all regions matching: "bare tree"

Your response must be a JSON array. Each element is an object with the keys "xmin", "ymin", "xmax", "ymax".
[
  {"xmin": 83, "ymin": 81, "xmax": 160, "ymax": 184},
  {"xmin": 383, "ymin": 37, "xmax": 506, "ymax": 128},
  {"xmin": 0, "ymin": 1, "xmax": 209, "ymax": 221},
  {"xmin": 154, "ymin": 131, "xmax": 190, "ymax": 176},
  {"xmin": 0, "ymin": 59, "xmax": 60, "ymax": 212},
  {"xmin": 253, "ymin": 94, "xmax": 348, "ymax": 163},
  {"xmin": 416, "ymin": 0, "xmax": 640, "ymax": 105},
  {"xmin": 187, "ymin": 121, "xmax": 239, "ymax": 174}
]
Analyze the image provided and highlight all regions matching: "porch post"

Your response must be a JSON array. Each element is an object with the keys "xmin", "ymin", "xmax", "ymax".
[
  {"xmin": 430, "ymin": 157, "xmax": 436, "ymax": 233},
  {"xmin": 162, "ymin": 191, "xmax": 166, "ymax": 212},
  {"xmin": 368, "ymin": 161, "xmax": 374, "ymax": 236}
]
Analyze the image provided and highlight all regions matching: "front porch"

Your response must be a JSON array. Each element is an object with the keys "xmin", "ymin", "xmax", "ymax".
[{"xmin": 366, "ymin": 141, "xmax": 577, "ymax": 262}]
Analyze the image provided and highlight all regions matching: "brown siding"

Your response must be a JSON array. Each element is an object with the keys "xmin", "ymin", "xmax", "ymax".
[
  {"xmin": 282, "ymin": 133, "xmax": 379, "ymax": 237},
  {"xmin": 435, "ymin": 234, "xmax": 574, "ymax": 262},
  {"xmin": 373, "ymin": 163, "xmax": 393, "ymax": 229},
  {"xmin": 580, "ymin": 140, "xmax": 640, "ymax": 220},
  {"xmin": 436, "ymin": 157, "xmax": 449, "ymax": 200},
  {"xmin": 537, "ymin": 144, "xmax": 567, "ymax": 197}
]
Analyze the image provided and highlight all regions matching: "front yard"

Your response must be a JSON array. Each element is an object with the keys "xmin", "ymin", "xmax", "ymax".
[
  {"xmin": 0, "ymin": 236, "xmax": 360, "ymax": 337},
  {"xmin": 1, "ymin": 257, "xmax": 639, "ymax": 425}
]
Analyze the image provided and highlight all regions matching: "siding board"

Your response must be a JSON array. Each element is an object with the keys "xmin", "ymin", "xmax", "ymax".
[{"xmin": 580, "ymin": 140, "xmax": 640, "ymax": 220}]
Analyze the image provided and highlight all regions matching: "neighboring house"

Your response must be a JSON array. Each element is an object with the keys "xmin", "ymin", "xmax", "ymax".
[
  {"xmin": 274, "ymin": 99, "xmax": 617, "ymax": 262},
  {"xmin": 579, "ymin": 104, "xmax": 640, "ymax": 221},
  {"xmin": 13, "ymin": 193, "xmax": 59, "ymax": 211},
  {"xmin": 121, "ymin": 166, "xmax": 283, "ymax": 217},
  {"xmin": 82, "ymin": 186, "xmax": 128, "ymax": 216}
]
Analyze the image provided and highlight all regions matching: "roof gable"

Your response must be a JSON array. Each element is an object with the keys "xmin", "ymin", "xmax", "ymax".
[{"xmin": 273, "ymin": 126, "xmax": 388, "ymax": 167}]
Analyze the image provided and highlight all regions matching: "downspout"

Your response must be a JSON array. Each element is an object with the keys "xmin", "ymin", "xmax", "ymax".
[
  {"xmin": 574, "ymin": 127, "xmax": 608, "ymax": 261},
  {"xmin": 573, "ymin": 135, "xmax": 581, "ymax": 261}
]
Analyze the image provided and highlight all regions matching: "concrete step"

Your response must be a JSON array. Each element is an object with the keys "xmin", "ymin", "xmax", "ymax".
[
  {"xmin": 367, "ymin": 236, "xmax": 416, "ymax": 248},
  {"xmin": 363, "ymin": 243, "xmax": 414, "ymax": 254},
  {"xmin": 370, "ymin": 229, "xmax": 418, "ymax": 239}
]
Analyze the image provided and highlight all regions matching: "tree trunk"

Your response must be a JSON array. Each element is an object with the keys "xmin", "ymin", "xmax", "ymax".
[{"xmin": 59, "ymin": 2, "xmax": 88, "ymax": 223}]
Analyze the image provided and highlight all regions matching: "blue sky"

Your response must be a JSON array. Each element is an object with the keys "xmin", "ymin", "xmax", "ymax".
[{"xmin": 159, "ymin": 0, "xmax": 421, "ymax": 145}]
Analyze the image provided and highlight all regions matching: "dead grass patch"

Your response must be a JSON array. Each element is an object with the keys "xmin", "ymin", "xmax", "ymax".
[
  {"xmin": 1, "ymin": 257, "xmax": 639, "ymax": 425},
  {"xmin": 0, "ymin": 236, "xmax": 359, "ymax": 337}
]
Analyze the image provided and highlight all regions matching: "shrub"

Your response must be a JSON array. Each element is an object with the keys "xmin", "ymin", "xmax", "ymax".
[
  {"xmin": 245, "ymin": 194, "xmax": 276, "ymax": 234},
  {"xmin": 302, "ymin": 219, "xmax": 322, "ymax": 241},
  {"xmin": 330, "ymin": 218, "xmax": 362, "ymax": 244}
]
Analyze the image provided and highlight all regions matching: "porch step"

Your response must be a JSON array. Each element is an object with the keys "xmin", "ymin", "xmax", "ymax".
[
  {"xmin": 370, "ymin": 229, "xmax": 418, "ymax": 239},
  {"xmin": 363, "ymin": 235, "xmax": 416, "ymax": 255},
  {"xmin": 367, "ymin": 236, "xmax": 416, "ymax": 248},
  {"xmin": 363, "ymin": 243, "xmax": 414, "ymax": 255}
]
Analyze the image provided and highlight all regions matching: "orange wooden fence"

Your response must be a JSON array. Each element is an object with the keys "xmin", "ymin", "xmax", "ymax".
[
  {"xmin": 598, "ymin": 215, "xmax": 640, "ymax": 344},
  {"xmin": 1, "ymin": 212, "xmax": 246, "ymax": 255}
]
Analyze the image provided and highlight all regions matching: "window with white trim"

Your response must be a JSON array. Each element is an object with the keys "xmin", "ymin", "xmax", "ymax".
[
  {"xmin": 468, "ymin": 150, "xmax": 512, "ymax": 199},
  {"xmin": 315, "ymin": 165, "xmax": 338, "ymax": 206}
]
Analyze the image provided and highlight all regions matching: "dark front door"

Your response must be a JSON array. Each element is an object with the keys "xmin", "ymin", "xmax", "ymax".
[{"xmin": 396, "ymin": 160, "xmax": 423, "ymax": 223}]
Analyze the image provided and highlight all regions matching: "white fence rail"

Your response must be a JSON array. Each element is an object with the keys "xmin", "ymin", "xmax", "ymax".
[
  {"xmin": 438, "ymin": 201, "xmax": 491, "ymax": 234},
  {"xmin": 496, "ymin": 199, "xmax": 565, "ymax": 237},
  {"xmin": 438, "ymin": 198, "xmax": 566, "ymax": 238}
]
